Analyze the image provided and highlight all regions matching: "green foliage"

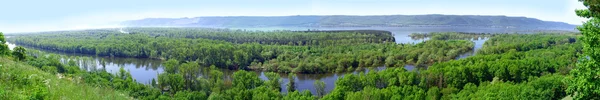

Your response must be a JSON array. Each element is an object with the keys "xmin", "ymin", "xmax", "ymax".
[
  {"xmin": 179, "ymin": 62, "xmax": 200, "ymax": 90},
  {"xmin": 232, "ymin": 70, "xmax": 263, "ymax": 89},
  {"xmin": 426, "ymin": 87, "xmax": 441, "ymax": 100},
  {"xmin": 158, "ymin": 73, "xmax": 185, "ymax": 94},
  {"xmin": 208, "ymin": 65, "xmax": 225, "ymax": 93},
  {"xmin": 0, "ymin": 32, "xmax": 10, "ymax": 56},
  {"xmin": 0, "ymin": 44, "xmax": 9, "ymax": 56},
  {"xmin": 314, "ymin": 80, "xmax": 326, "ymax": 97},
  {"xmin": 12, "ymin": 46, "xmax": 27, "ymax": 61},
  {"xmin": 163, "ymin": 59, "xmax": 179, "ymax": 74},
  {"xmin": 173, "ymin": 91, "xmax": 208, "ymax": 100},
  {"xmin": 452, "ymin": 75, "xmax": 567, "ymax": 99},
  {"xmin": 567, "ymin": 0, "xmax": 600, "ymax": 99},
  {"xmin": 428, "ymin": 34, "xmax": 580, "ymax": 89},
  {"xmin": 0, "ymin": 32, "xmax": 5, "ymax": 44},
  {"xmin": 287, "ymin": 73, "xmax": 297, "ymax": 92},
  {"xmin": 250, "ymin": 86, "xmax": 283, "ymax": 100},
  {"xmin": 478, "ymin": 33, "xmax": 578, "ymax": 55},
  {"xmin": 265, "ymin": 72, "xmax": 282, "ymax": 91},
  {"xmin": 26, "ymin": 55, "xmax": 66, "ymax": 73},
  {"xmin": 283, "ymin": 90, "xmax": 315, "ymax": 100},
  {"xmin": 0, "ymin": 57, "xmax": 129, "ymax": 99},
  {"xmin": 41, "ymin": 66, "xmax": 58, "ymax": 74},
  {"xmin": 323, "ymin": 33, "xmax": 579, "ymax": 99}
]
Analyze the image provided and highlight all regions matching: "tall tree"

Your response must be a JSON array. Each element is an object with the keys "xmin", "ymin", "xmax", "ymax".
[
  {"xmin": 179, "ymin": 62, "xmax": 200, "ymax": 90},
  {"xmin": 208, "ymin": 65, "xmax": 225, "ymax": 93},
  {"xmin": 12, "ymin": 46, "xmax": 26, "ymax": 61},
  {"xmin": 287, "ymin": 73, "xmax": 297, "ymax": 92},
  {"xmin": 314, "ymin": 80, "xmax": 326, "ymax": 97},
  {"xmin": 0, "ymin": 32, "xmax": 9, "ymax": 56},
  {"xmin": 0, "ymin": 32, "xmax": 5, "ymax": 44},
  {"xmin": 158, "ymin": 73, "xmax": 185, "ymax": 94},
  {"xmin": 163, "ymin": 59, "xmax": 179, "ymax": 74},
  {"xmin": 568, "ymin": 0, "xmax": 600, "ymax": 99},
  {"xmin": 232, "ymin": 70, "xmax": 262, "ymax": 89},
  {"xmin": 265, "ymin": 72, "xmax": 282, "ymax": 91}
]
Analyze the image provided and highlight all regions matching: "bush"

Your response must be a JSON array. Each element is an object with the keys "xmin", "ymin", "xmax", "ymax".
[
  {"xmin": 174, "ymin": 91, "xmax": 208, "ymax": 100},
  {"xmin": 64, "ymin": 66, "xmax": 81, "ymax": 74},
  {"xmin": 29, "ymin": 85, "xmax": 48, "ymax": 100},
  {"xmin": 41, "ymin": 66, "xmax": 58, "ymax": 74}
]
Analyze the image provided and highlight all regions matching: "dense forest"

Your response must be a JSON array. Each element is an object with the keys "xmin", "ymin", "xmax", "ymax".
[
  {"xmin": 7, "ymin": 28, "xmax": 475, "ymax": 73},
  {"xmin": 322, "ymin": 33, "xmax": 581, "ymax": 99},
  {"xmin": 1, "ymin": 30, "xmax": 585, "ymax": 99}
]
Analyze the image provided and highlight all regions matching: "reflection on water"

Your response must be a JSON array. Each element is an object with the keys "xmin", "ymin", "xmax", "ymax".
[
  {"xmin": 256, "ymin": 66, "xmax": 389, "ymax": 94},
  {"xmin": 197, "ymin": 66, "xmax": 390, "ymax": 94},
  {"xmin": 60, "ymin": 56, "xmax": 165, "ymax": 84},
  {"xmin": 455, "ymin": 37, "xmax": 490, "ymax": 59}
]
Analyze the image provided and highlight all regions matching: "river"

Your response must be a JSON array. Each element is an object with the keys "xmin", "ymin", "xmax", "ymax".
[{"xmin": 4, "ymin": 26, "xmax": 566, "ymax": 94}]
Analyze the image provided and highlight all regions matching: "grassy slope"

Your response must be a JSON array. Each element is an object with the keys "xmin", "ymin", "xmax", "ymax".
[{"xmin": 0, "ymin": 57, "xmax": 129, "ymax": 100}]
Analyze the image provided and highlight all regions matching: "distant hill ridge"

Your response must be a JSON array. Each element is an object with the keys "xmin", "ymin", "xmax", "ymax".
[{"xmin": 121, "ymin": 14, "xmax": 575, "ymax": 29}]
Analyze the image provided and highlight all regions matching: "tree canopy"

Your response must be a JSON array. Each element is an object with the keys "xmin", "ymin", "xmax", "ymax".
[{"xmin": 567, "ymin": 0, "xmax": 600, "ymax": 99}]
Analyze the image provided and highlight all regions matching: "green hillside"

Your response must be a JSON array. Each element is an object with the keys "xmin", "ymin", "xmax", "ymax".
[
  {"xmin": 122, "ymin": 15, "xmax": 575, "ymax": 29},
  {"xmin": 0, "ymin": 57, "xmax": 130, "ymax": 100}
]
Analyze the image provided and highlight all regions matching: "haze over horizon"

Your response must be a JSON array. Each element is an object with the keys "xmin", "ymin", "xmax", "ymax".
[{"xmin": 0, "ymin": 0, "xmax": 587, "ymax": 33}]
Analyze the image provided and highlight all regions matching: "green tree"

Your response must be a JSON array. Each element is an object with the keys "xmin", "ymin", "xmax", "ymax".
[
  {"xmin": 265, "ymin": 72, "xmax": 282, "ymax": 91},
  {"xmin": 12, "ymin": 46, "xmax": 26, "ymax": 61},
  {"xmin": 232, "ymin": 70, "xmax": 262, "ymax": 89},
  {"xmin": 314, "ymin": 80, "xmax": 326, "ymax": 97},
  {"xmin": 209, "ymin": 65, "xmax": 225, "ymax": 92},
  {"xmin": 163, "ymin": 59, "xmax": 179, "ymax": 74},
  {"xmin": 174, "ymin": 91, "xmax": 208, "ymax": 100},
  {"xmin": 283, "ymin": 90, "xmax": 315, "ymax": 100},
  {"xmin": 158, "ymin": 73, "xmax": 185, "ymax": 94},
  {"xmin": 0, "ymin": 43, "xmax": 8, "ymax": 56},
  {"xmin": 179, "ymin": 62, "xmax": 200, "ymax": 90},
  {"xmin": 426, "ymin": 87, "xmax": 441, "ymax": 100},
  {"xmin": 567, "ymin": 0, "xmax": 600, "ymax": 99},
  {"xmin": 287, "ymin": 73, "xmax": 297, "ymax": 92},
  {"xmin": 0, "ymin": 32, "xmax": 9, "ymax": 56},
  {"xmin": 0, "ymin": 32, "xmax": 4, "ymax": 44}
]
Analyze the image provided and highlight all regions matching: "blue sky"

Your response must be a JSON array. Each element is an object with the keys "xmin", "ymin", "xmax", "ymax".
[{"xmin": 0, "ymin": 0, "xmax": 587, "ymax": 33}]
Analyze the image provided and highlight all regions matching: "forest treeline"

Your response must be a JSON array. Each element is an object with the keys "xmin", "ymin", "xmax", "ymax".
[
  {"xmin": 7, "ymin": 28, "xmax": 475, "ymax": 73},
  {"xmin": 1, "ymin": 31, "xmax": 583, "ymax": 99}
]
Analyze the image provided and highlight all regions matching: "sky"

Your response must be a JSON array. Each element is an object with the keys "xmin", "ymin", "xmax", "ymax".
[{"xmin": 0, "ymin": 0, "xmax": 588, "ymax": 33}]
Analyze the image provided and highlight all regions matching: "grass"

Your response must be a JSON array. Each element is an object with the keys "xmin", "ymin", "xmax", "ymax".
[{"xmin": 0, "ymin": 57, "xmax": 130, "ymax": 100}]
